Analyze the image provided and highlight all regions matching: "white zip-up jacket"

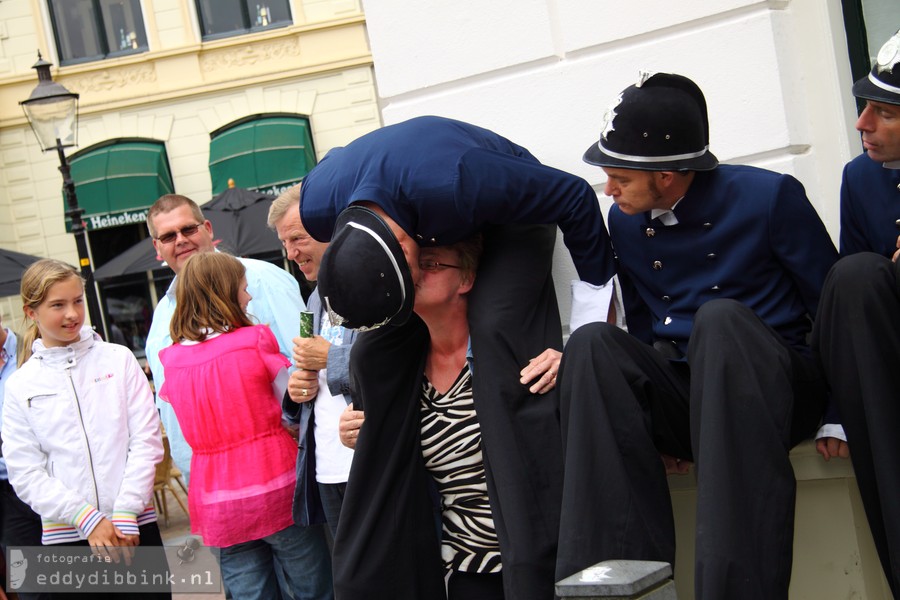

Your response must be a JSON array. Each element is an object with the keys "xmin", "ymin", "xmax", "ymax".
[{"xmin": 2, "ymin": 327, "xmax": 163, "ymax": 544}]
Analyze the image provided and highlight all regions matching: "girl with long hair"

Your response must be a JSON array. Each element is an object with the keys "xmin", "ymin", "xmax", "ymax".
[
  {"xmin": 159, "ymin": 252, "xmax": 330, "ymax": 600},
  {"xmin": 3, "ymin": 258, "xmax": 167, "ymax": 598}
]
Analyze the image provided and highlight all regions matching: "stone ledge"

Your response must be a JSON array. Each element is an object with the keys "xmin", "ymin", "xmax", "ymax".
[{"xmin": 667, "ymin": 439, "xmax": 853, "ymax": 492}]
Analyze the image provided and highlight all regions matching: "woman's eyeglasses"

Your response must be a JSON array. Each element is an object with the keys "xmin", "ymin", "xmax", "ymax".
[
  {"xmin": 419, "ymin": 261, "xmax": 461, "ymax": 272},
  {"xmin": 155, "ymin": 223, "xmax": 204, "ymax": 244}
]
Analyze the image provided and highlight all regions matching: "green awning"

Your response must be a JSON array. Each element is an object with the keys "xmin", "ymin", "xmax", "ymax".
[
  {"xmin": 68, "ymin": 141, "xmax": 174, "ymax": 232},
  {"xmin": 209, "ymin": 116, "xmax": 316, "ymax": 196}
]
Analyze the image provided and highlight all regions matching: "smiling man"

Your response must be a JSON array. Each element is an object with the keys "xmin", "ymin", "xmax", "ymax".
[
  {"xmin": 812, "ymin": 27, "xmax": 900, "ymax": 597},
  {"xmin": 267, "ymin": 184, "xmax": 358, "ymax": 541},
  {"xmin": 555, "ymin": 72, "xmax": 838, "ymax": 600}
]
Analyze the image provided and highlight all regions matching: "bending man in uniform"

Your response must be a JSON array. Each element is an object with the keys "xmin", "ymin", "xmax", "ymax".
[{"xmin": 300, "ymin": 116, "xmax": 616, "ymax": 600}]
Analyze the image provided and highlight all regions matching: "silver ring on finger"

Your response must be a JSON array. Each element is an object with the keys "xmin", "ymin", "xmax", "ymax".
[{"xmin": 302, "ymin": 388, "xmax": 308, "ymax": 396}]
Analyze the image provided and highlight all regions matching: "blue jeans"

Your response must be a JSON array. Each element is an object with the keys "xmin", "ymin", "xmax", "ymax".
[
  {"xmin": 318, "ymin": 482, "xmax": 347, "ymax": 539},
  {"xmin": 218, "ymin": 523, "xmax": 333, "ymax": 600}
]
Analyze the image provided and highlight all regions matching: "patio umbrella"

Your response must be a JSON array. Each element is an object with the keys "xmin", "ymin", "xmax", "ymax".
[
  {"xmin": 93, "ymin": 184, "xmax": 280, "ymax": 280},
  {"xmin": 92, "ymin": 237, "xmax": 166, "ymax": 280},
  {"xmin": 0, "ymin": 248, "xmax": 43, "ymax": 296},
  {"xmin": 199, "ymin": 185, "xmax": 279, "ymax": 257}
]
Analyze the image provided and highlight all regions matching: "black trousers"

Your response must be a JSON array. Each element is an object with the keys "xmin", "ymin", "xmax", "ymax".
[
  {"xmin": 557, "ymin": 299, "xmax": 825, "ymax": 600},
  {"xmin": 0, "ymin": 479, "xmax": 48, "ymax": 600},
  {"xmin": 0, "ymin": 478, "xmax": 43, "ymax": 549},
  {"xmin": 812, "ymin": 253, "xmax": 900, "ymax": 597},
  {"xmin": 467, "ymin": 223, "xmax": 564, "ymax": 600},
  {"xmin": 448, "ymin": 570, "xmax": 504, "ymax": 600}
]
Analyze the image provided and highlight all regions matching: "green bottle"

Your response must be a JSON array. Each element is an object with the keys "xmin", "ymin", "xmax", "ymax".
[{"xmin": 300, "ymin": 311, "xmax": 314, "ymax": 338}]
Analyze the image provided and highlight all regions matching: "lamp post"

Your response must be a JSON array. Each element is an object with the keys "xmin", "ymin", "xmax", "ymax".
[{"xmin": 20, "ymin": 52, "xmax": 103, "ymax": 331}]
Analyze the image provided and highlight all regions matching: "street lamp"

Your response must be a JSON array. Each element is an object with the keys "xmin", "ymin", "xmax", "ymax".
[{"xmin": 20, "ymin": 52, "xmax": 103, "ymax": 331}]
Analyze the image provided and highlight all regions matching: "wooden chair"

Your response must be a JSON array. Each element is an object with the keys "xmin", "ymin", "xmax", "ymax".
[{"xmin": 153, "ymin": 434, "xmax": 188, "ymax": 526}]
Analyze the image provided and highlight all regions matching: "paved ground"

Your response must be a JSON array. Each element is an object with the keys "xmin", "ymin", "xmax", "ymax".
[{"xmin": 158, "ymin": 484, "xmax": 227, "ymax": 599}]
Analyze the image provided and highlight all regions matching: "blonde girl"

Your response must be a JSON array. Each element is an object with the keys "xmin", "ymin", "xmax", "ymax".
[{"xmin": 2, "ymin": 259, "xmax": 166, "ymax": 597}]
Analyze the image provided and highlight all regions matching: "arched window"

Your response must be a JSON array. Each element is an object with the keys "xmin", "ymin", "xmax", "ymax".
[
  {"xmin": 209, "ymin": 114, "xmax": 316, "ymax": 196},
  {"xmin": 69, "ymin": 139, "xmax": 175, "ymax": 357},
  {"xmin": 69, "ymin": 139, "xmax": 174, "ymax": 232}
]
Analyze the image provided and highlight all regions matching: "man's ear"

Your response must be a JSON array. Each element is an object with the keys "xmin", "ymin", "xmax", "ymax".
[
  {"xmin": 459, "ymin": 276, "xmax": 475, "ymax": 294},
  {"xmin": 655, "ymin": 171, "xmax": 676, "ymax": 188}
]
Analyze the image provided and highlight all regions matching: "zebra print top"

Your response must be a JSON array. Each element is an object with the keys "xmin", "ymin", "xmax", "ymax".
[{"xmin": 420, "ymin": 364, "xmax": 502, "ymax": 574}]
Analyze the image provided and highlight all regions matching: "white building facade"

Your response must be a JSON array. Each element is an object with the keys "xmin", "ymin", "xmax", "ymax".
[{"xmin": 358, "ymin": 0, "xmax": 896, "ymax": 598}]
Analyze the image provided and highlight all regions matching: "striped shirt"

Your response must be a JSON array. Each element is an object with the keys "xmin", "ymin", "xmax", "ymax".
[{"xmin": 420, "ymin": 365, "xmax": 501, "ymax": 573}]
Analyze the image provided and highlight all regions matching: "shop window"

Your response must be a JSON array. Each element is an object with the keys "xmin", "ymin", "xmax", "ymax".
[
  {"xmin": 48, "ymin": 0, "xmax": 148, "ymax": 65},
  {"xmin": 195, "ymin": 0, "xmax": 292, "ymax": 40}
]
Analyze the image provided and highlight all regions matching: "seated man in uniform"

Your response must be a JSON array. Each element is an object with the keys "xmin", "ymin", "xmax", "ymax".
[
  {"xmin": 813, "ymin": 27, "xmax": 900, "ymax": 597},
  {"xmin": 556, "ymin": 72, "xmax": 838, "ymax": 600}
]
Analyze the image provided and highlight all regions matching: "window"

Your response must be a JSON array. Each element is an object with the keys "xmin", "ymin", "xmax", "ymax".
[
  {"xmin": 195, "ymin": 0, "xmax": 292, "ymax": 40},
  {"xmin": 48, "ymin": 0, "xmax": 148, "ymax": 65},
  {"xmin": 841, "ymin": 0, "xmax": 899, "ymax": 111}
]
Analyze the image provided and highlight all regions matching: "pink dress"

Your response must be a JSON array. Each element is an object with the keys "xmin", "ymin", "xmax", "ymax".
[{"xmin": 159, "ymin": 325, "xmax": 295, "ymax": 547}]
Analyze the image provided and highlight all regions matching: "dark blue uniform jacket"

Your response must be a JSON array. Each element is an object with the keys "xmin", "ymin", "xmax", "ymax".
[
  {"xmin": 839, "ymin": 152, "xmax": 900, "ymax": 257},
  {"xmin": 610, "ymin": 164, "xmax": 838, "ymax": 357},
  {"xmin": 300, "ymin": 115, "xmax": 616, "ymax": 285}
]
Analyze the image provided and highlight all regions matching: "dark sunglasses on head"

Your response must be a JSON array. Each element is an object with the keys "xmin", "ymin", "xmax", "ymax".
[{"xmin": 155, "ymin": 223, "xmax": 204, "ymax": 244}]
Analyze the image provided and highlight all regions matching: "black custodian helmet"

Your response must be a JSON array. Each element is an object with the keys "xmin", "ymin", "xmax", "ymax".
[
  {"xmin": 852, "ymin": 28, "xmax": 900, "ymax": 106},
  {"xmin": 584, "ymin": 71, "xmax": 718, "ymax": 172},
  {"xmin": 317, "ymin": 206, "xmax": 414, "ymax": 331}
]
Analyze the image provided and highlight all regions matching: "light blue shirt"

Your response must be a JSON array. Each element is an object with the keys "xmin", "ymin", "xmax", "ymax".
[
  {"xmin": 145, "ymin": 257, "xmax": 304, "ymax": 483},
  {"xmin": 0, "ymin": 328, "xmax": 19, "ymax": 480}
]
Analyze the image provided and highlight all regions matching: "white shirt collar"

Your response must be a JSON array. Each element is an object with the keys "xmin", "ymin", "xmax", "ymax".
[{"xmin": 650, "ymin": 197, "xmax": 684, "ymax": 226}]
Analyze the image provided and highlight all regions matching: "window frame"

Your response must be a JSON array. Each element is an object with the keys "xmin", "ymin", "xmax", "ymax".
[
  {"xmin": 194, "ymin": 0, "xmax": 293, "ymax": 41},
  {"xmin": 841, "ymin": 0, "xmax": 872, "ymax": 114},
  {"xmin": 47, "ymin": 0, "xmax": 149, "ymax": 66}
]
